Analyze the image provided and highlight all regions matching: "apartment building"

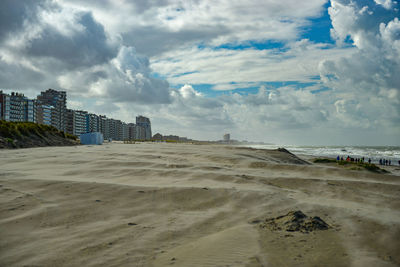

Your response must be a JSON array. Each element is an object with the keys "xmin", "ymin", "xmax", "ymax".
[
  {"xmin": 66, "ymin": 109, "xmax": 88, "ymax": 137},
  {"xmin": 223, "ymin": 133, "xmax": 230, "ymax": 143},
  {"xmin": 122, "ymin": 122, "xmax": 129, "ymax": 141},
  {"xmin": 86, "ymin": 113, "xmax": 99, "ymax": 133},
  {"xmin": 127, "ymin": 123, "xmax": 136, "ymax": 140},
  {"xmin": 136, "ymin": 115, "xmax": 152, "ymax": 140},
  {"xmin": 37, "ymin": 89, "xmax": 67, "ymax": 131},
  {"xmin": 0, "ymin": 91, "xmax": 36, "ymax": 122},
  {"xmin": 99, "ymin": 115, "xmax": 109, "ymax": 139},
  {"xmin": 74, "ymin": 110, "xmax": 88, "ymax": 137},
  {"xmin": 135, "ymin": 125, "xmax": 146, "ymax": 140},
  {"xmin": 37, "ymin": 105, "xmax": 53, "ymax": 126},
  {"xmin": 0, "ymin": 91, "xmax": 11, "ymax": 121},
  {"xmin": 108, "ymin": 119, "xmax": 116, "ymax": 140},
  {"xmin": 25, "ymin": 99, "xmax": 35, "ymax": 122},
  {"xmin": 114, "ymin": 120, "xmax": 123, "ymax": 141},
  {"xmin": 9, "ymin": 92, "xmax": 26, "ymax": 122}
]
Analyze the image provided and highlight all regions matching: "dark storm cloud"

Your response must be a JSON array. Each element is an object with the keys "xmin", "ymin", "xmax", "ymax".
[
  {"xmin": 0, "ymin": 0, "xmax": 52, "ymax": 42},
  {"xmin": 26, "ymin": 12, "xmax": 119, "ymax": 69},
  {"xmin": 0, "ymin": 1, "xmax": 172, "ymax": 105}
]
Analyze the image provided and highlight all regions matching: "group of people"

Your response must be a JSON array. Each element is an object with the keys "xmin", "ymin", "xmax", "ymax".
[
  {"xmin": 379, "ymin": 159, "xmax": 394, "ymax": 166},
  {"xmin": 337, "ymin": 156, "xmax": 371, "ymax": 164},
  {"xmin": 336, "ymin": 155, "xmax": 399, "ymax": 166}
]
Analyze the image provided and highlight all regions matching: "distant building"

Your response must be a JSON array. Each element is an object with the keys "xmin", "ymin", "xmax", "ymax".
[
  {"xmin": 37, "ymin": 89, "xmax": 67, "ymax": 131},
  {"xmin": 37, "ymin": 105, "xmax": 54, "ymax": 126},
  {"xmin": 74, "ymin": 110, "xmax": 88, "ymax": 137},
  {"xmin": 114, "ymin": 120, "xmax": 123, "ymax": 141},
  {"xmin": 127, "ymin": 123, "xmax": 136, "ymax": 140},
  {"xmin": 25, "ymin": 99, "xmax": 36, "ymax": 122},
  {"xmin": 108, "ymin": 119, "xmax": 116, "ymax": 140},
  {"xmin": 66, "ymin": 109, "xmax": 88, "ymax": 137},
  {"xmin": 135, "ymin": 125, "xmax": 146, "ymax": 140},
  {"xmin": 86, "ymin": 113, "xmax": 99, "ymax": 133},
  {"xmin": 0, "ymin": 91, "xmax": 36, "ymax": 122},
  {"xmin": 0, "ymin": 92, "xmax": 10, "ymax": 121},
  {"xmin": 152, "ymin": 133, "xmax": 163, "ymax": 141},
  {"xmin": 66, "ymin": 109, "xmax": 74, "ymax": 134},
  {"xmin": 223, "ymin": 133, "xmax": 230, "ymax": 142},
  {"xmin": 99, "ymin": 115, "xmax": 108, "ymax": 139},
  {"xmin": 9, "ymin": 92, "xmax": 26, "ymax": 122},
  {"xmin": 122, "ymin": 122, "xmax": 129, "ymax": 140},
  {"xmin": 136, "ymin": 115, "xmax": 152, "ymax": 140},
  {"xmin": 163, "ymin": 135, "xmax": 179, "ymax": 141}
]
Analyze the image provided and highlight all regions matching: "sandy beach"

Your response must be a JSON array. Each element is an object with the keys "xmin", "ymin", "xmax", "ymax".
[{"xmin": 1, "ymin": 142, "xmax": 399, "ymax": 266}]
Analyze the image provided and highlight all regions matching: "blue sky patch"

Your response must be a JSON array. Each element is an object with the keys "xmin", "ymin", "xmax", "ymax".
[
  {"xmin": 214, "ymin": 40, "xmax": 287, "ymax": 51},
  {"xmin": 173, "ymin": 79, "xmax": 327, "ymax": 97},
  {"xmin": 301, "ymin": 2, "xmax": 334, "ymax": 44}
]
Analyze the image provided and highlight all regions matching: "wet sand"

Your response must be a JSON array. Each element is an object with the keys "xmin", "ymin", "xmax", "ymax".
[{"xmin": 1, "ymin": 142, "xmax": 399, "ymax": 266}]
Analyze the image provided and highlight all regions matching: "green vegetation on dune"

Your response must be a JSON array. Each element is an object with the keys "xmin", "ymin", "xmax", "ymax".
[
  {"xmin": 0, "ymin": 121, "xmax": 78, "ymax": 149},
  {"xmin": 313, "ymin": 158, "xmax": 337, "ymax": 164},
  {"xmin": 313, "ymin": 157, "xmax": 388, "ymax": 173}
]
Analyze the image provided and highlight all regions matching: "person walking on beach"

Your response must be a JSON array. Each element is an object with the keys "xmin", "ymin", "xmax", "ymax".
[
  {"xmin": 368, "ymin": 158, "xmax": 371, "ymax": 164},
  {"xmin": 337, "ymin": 155, "xmax": 340, "ymax": 161}
]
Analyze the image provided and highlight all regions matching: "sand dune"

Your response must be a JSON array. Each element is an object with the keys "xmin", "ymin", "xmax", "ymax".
[{"xmin": 1, "ymin": 143, "xmax": 399, "ymax": 266}]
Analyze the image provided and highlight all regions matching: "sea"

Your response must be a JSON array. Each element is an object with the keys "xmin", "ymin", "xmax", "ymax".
[{"xmin": 245, "ymin": 144, "xmax": 400, "ymax": 165}]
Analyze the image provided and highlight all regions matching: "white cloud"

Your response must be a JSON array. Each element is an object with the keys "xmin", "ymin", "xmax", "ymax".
[
  {"xmin": 374, "ymin": 0, "xmax": 395, "ymax": 9},
  {"xmin": 319, "ymin": 0, "xmax": 400, "ymax": 135},
  {"xmin": 151, "ymin": 41, "xmax": 355, "ymax": 86},
  {"xmin": 57, "ymin": 0, "xmax": 328, "ymax": 56},
  {"xmin": 179, "ymin": 84, "xmax": 202, "ymax": 99}
]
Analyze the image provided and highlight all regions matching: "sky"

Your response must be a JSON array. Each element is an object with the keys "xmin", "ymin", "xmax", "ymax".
[{"xmin": 0, "ymin": 0, "xmax": 399, "ymax": 145}]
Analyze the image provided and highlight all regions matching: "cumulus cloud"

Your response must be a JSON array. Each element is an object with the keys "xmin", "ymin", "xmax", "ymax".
[
  {"xmin": 320, "ymin": 0, "xmax": 400, "ymax": 133},
  {"xmin": 56, "ymin": 46, "xmax": 171, "ymax": 103},
  {"xmin": 0, "ymin": 0, "xmax": 171, "ymax": 104},
  {"xmin": 24, "ymin": 11, "xmax": 118, "ymax": 69},
  {"xmin": 374, "ymin": 0, "xmax": 395, "ymax": 9}
]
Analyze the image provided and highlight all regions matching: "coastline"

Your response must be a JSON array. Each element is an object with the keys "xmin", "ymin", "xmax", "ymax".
[{"xmin": 1, "ymin": 142, "xmax": 399, "ymax": 266}]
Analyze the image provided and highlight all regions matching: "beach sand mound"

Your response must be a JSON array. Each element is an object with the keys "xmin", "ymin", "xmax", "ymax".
[{"xmin": 261, "ymin": 210, "xmax": 330, "ymax": 233}]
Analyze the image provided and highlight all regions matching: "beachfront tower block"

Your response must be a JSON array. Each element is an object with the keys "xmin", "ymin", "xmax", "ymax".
[
  {"xmin": 37, "ymin": 89, "xmax": 67, "ymax": 131},
  {"xmin": 136, "ymin": 115, "xmax": 152, "ymax": 140}
]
